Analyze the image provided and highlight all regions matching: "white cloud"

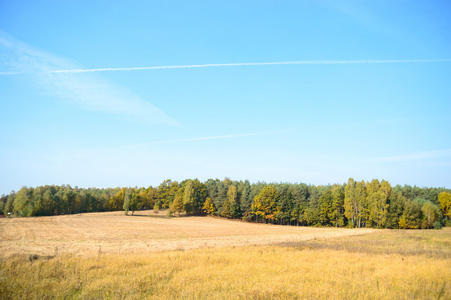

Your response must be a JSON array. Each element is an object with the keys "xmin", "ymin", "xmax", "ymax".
[{"xmin": 0, "ymin": 31, "xmax": 177, "ymax": 125}]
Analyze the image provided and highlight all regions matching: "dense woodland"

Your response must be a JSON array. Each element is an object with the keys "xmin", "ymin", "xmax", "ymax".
[{"xmin": 1, "ymin": 178, "xmax": 450, "ymax": 229}]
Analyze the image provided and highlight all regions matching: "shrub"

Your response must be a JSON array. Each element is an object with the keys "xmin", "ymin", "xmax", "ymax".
[{"xmin": 433, "ymin": 221, "xmax": 442, "ymax": 230}]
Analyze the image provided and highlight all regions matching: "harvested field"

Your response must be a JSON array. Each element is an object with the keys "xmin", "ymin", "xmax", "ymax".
[
  {"xmin": 1, "ymin": 212, "xmax": 450, "ymax": 299},
  {"xmin": 0, "ymin": 210, "xmax": 375, "ymax": 257}
]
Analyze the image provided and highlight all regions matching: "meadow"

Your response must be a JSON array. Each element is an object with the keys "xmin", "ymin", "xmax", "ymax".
[{"xmin": 1, "ymin": 211, "xmax": 450, "ymax": 299}]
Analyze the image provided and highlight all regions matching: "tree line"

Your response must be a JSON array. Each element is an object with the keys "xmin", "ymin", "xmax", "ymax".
[{"xmin": 1, "ymin": 178, "xmax": 450, "ymax": 229}]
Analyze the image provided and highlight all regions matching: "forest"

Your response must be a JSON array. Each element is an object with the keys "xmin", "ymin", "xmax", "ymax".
[{"xmin": 1, "ymin": 178, "xmax": 450, "ymax": 229}]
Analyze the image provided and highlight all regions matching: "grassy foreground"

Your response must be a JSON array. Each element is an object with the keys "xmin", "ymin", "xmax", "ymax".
[{"xmin": 1, "ymin": 229, "xmax": 450, "ymax": 299}]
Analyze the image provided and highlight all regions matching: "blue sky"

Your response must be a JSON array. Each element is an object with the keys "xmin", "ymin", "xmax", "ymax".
[{"xmin": 1, "ymin": 0, "xmax": 450, "ymax": 194}]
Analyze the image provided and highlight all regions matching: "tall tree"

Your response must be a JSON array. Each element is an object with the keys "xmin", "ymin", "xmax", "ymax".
[
  {"xmin": 366, "ymin": 179, "xmax": 380, "ymax": 227},
  {"xmin": 421, "ymin": 201, "xmax": 440, "ymax": 228},
  {"xmin": 156, "ymin": 180, "xmax": 179, "ymax": 209},
  {"xmin": 355, "ymin": 180, "xmax": 367, "ymax": 228},
  {"xmin": 344, "ymin": 179, "xmax": 367, "ymax": 228},
  {"xmin": 202, "ymin": 197, "xmax": 215, "ymax": 215},
  {"xmin": 123, "ymin": 191, "xmax": 131, "ymax": 215},
  {"xmin": 306, "ymin": 185, "xmax": 321, "ymax": 226},
  {"xmin": 377, "ymin": 180, "xmax": 391, "ymax": 228},
  {"xmin": 366, "ymin": 179, "xmax": 390, "ymax": 228},
  {"xmin": 140, "ymin": 186, "xmax": 157, "ymax": 210},
  {"xmin": 109, "ymin": 188, "xmax": 126, "ymax": 211},
  {"xmin": 344, "ymin": 178, "xmax": 357, "ymax": 227},
  {"xmin": 399, "ymin": 200, "xmax": 422, "ymax": 229},
  {"xmin": 319, "ymin": 189, "xmax": 333, "ymax": 226},
  {"xmin": 126, "ymin": 189, "xmax": 143, "ymax": 215},
  {"xmin": 183, "ymin": 180, "xmax": 195, "ymax": 214},
  {"xmin": 331, "ymin": 185, "xmax": 345, "ymax": 227},
  {"xmin": 252, "ymin": 186, "xmax": 279, "ymax": 223},
  {"xmin": 205, "ymin": 179, "xmax": 219, "ymax": 205},
  {"xmin": 240, "ymin": 180, "xmax": 252, "ymax": 214},
  {"xmin": 182, "ymin": 179, "xmax": 207, "ymax": 215},
  {"xmin": 222, "ymin": 185, "xmax": 239, "ymax": 218},
  {"xmin": 13, "ymin": 187, "xmax": 34, "ymax": 217},
  {"xmin": 386, "ymin": 191, "xmax": 405, "ymax": 229},
  {"xmin": 170, "ymin": 192, "xmax": 185, "ymax": 216},
  {"xmin": 438, "ymin": 192, "xmax": 451, "ymax": 221},
  {"xmin": 277, "ymin": 185, "xmax": 294, "ymax": 225},
  {"xmin": 37, "ymin": 189, "xmax": 56, "ymax": 216}
]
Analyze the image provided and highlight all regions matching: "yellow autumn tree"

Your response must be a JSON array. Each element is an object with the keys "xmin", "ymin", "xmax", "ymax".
[
  {"xmin": 170, "ymin": 194, "xmax": 184, "ymax": 216},
  {"xmin": 252, "ymin": 186, "xmax": 278, "ymax": 223},
  {"xmin": 202, "ymin": 197, "xmax": 215, "ymax": 215},
  {"xmin": 438, "ymin": 192, "xmax": 451, "ymax": 221}
]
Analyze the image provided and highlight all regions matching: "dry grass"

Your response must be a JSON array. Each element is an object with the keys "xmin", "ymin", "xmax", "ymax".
[
  {"xmin": 1, "ymin": 229, "xmax": 449, "ymax": 299},
  {"xmin": 0, "ymin": 210, "xmax": 374, "ymax": 257},
  {"xmin": 277, "ymin": 228, "xmax": 451, "ymax": 259},
  {"xmin": 0, "ymin": 212, "xmax": 449, "ymax": 299}
]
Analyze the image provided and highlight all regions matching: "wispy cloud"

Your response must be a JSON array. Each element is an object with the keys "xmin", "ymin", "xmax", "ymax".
[
  {"xmin": 0, "ymin": 31, "xmax": 177, "ymax": 125},
  {"xmin": 0, "ymin": 71, "xmax": 25, "ymax": 75},
  {"xmin": 2, "ymin": 59, "xmax": 450, "ymax": 75},
  {"xmin": 121, "ymin": 129, "xmax": 290, "ymax": 148},
  {"xmin": 373, "ymin": 149, "xmax": 451, "ymax": 163},
  {"xmin": 149, "ymin": 131, "xmax": 279, "ymax": 144}
]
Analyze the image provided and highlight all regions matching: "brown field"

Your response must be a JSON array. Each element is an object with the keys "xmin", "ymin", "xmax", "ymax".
[
  {"xmin": 1, "ymin": 211, "xmax": 450, "ymax": 299},
  {"xmin": 0, "ymin": 210, "xmax": 375, "ymax": 257}
]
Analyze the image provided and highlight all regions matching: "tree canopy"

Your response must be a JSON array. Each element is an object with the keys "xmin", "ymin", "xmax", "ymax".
[{"xmin": 2, "ymin": 178, "xmax": 449, "ymax": 229}]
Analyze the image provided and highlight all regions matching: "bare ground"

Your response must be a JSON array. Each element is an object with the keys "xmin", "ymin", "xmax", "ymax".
[{"xmin": 0, "ymin": 210, "xmax": 376, "ymax": 257}]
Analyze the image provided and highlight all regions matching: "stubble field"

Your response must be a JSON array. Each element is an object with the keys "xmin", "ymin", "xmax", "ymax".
[
  {"xmin": 1, "ymin": 211, "xmax": 450, "ymax": 299},
  {"xmin": 0, "ymin": 210, "xmax": 374, "ymax": 257}
]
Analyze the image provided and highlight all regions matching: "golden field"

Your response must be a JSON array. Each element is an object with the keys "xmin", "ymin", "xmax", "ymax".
[
  {"xmin": 0, "ymin": 210, "xmax": 374, "ymax": 257},
  {"xmin": 0, "ymin": 211, "xmax": 450, "ymax": 299}
]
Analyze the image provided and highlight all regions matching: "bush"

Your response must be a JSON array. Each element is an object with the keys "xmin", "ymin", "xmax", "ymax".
[{"xmin": 433, "ymin": 221, "xmax": 442, "ymax": 230}]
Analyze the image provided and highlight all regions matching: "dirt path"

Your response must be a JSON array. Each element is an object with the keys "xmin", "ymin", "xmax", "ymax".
[{"xmin": 0, "ymin": 211, "xmax": 376, "ymax": 257}]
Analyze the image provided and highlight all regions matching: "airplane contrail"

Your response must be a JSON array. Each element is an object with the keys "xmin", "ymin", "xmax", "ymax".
[
  {"xmin": 1, "ymin": 59, "xmax": 450, "ymax": 75},
  {"xmin": 46, "ymin": 59, "xmax": 451, "ymax": 74}
]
